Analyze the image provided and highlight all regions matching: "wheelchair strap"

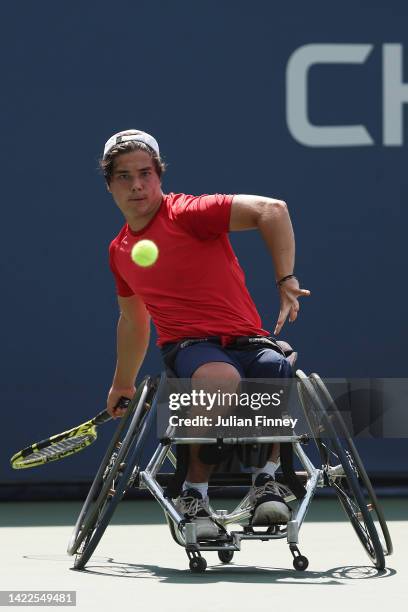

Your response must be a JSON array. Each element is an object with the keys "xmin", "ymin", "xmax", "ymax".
[
  {"xmin": 164, "ymin": 444, "xmax": 189, "ymax": 499},
  {"xmin": 280, "ymin": 443, "xmax": 307, "ymax": 499}
]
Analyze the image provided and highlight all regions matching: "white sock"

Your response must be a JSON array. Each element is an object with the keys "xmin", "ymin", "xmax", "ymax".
[
  {"xmin": 252, "ymin": 460, "xmax": 280, "ymax": 484},
  {"xmin": 182, "ymin": 481, "xmax": 208, "ymax": 499}
]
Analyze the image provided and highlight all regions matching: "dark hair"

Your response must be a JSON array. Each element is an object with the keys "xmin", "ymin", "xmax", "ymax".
[{"xmin": 100, "ymin": 132, "xmax": 166, "ymax": 184}]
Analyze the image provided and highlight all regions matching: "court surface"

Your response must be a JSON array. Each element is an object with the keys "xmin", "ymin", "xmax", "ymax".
[{"xmin": 0, "ymin": 498, "xmax": 406, "ymax": 611}]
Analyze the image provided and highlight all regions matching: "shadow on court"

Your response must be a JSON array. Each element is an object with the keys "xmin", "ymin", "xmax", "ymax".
[{"xmin": 71, "ymin": 560, "xmax": 396, "ymax": 585}]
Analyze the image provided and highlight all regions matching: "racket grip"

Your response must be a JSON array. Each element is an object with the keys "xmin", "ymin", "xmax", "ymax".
[
  {"xmin": 93, "ymin": 397, "xmax": 132, "ymax": 425},
  {"xmin": 116, "ymin": 396, "xmax": 132, "ymax": 410},
  {"xmin": 93, "ymin": 410, "xmax": 112, "ymax": 425},
  {"xmin": 92, "ymin": 396, "xmax": 131, "ymax": 425}
]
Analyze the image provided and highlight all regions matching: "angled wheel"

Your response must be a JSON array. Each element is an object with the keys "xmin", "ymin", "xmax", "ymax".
[
  {"xmin": 296, "ymin": 371, "xmax": 388, "ymax": 570},
  {"xmin": 218, "ymin": 549, "xmax": 234, "ymax": 564},
  {"xmin": 189, "ymin": 557, "xmax": 207, "ymax": 573},
  {"xmin": 68, "ymin": 376, "xmax": 159, "ymax": 569},
  {"xmin": 293, "ymin": 555, "xmax": 309, "ymax": 571},
  {"xmin": 310, "ymin": 373, "xmax": 393, "ymax": 558}
]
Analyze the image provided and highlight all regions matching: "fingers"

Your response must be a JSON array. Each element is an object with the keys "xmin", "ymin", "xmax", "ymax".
[
  {"xmin": 274, "ymin": 306, "xmax": 290, "ymax": 335},
  {"xmin": 107, "ymin": 405, "xmax": 124, "ymax": 419},
  {"xmin": 111, "ymin": 406, "xmax": 127, "ymax": 419},
  {"xmin": 288, "ymin": 286, "xmax": 310, "ymax": 298},
  {"xmin": 108, "ymin": 398, "xmax": 130, "ymax": 419},
  {"xmin": 107, "ymin": 388, "xmax": 135, "ymax": 419},
  {"xmin": 279, "ymin": 285, "xmax": 310, "ymax": 299},
  {"xmin": 274, "ymin": 304, "xmax": 298, "ymax": 334},
  {"xmin": 274, "ymin": 285, "xmax": 310, "ymax": 333},
  {"xmin": 112, "ymin": 396, "xmax": 132, "ymax": 419},
  {"xmin": 289, "ymin": 301, "xmax": 299, "ymax": 323}
]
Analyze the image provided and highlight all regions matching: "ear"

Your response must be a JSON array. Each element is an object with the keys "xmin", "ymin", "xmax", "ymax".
[{"xmin": 105, "ymin": 181, "xmax": 111, "ymax": 193}]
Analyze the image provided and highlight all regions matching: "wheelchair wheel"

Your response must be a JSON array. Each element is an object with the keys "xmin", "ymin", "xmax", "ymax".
[
  {"xmin": 67, "ymin": 382, "xmax": 147, "ymax": 556},
  {"xmin": 310, "ymin": 373, "xmax": 393, "ymax": 557},
  {"xmin": 218, "ymin": 549, "xmax": 234, "ymax": 564},
  {"xmin": 68, "ymin": 376, "xmax": 157, "ymax": 569},
  {"xmin": 296, "ymin": 371, "xmax": 388, "ymax": 570}
]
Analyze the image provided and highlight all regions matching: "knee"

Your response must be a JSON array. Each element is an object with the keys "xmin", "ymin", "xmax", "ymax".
[
  {"xmin": 192, "ymin": 362, "xmax": 241, "ymax": 392},
  {"xmin": 250, "ymin": 353, "xmax": 293, "ymax": 379},
  {"xmin": 281, "ymin": 357, "xmax": 293, "ymax": 378}
]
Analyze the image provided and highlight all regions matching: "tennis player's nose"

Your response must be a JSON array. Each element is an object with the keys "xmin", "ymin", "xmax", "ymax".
[{"xmin": 131, "ymin": 178, "xmax": 143, "ymax": 191}]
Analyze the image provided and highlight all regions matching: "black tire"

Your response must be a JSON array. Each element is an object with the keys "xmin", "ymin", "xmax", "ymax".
[
  {"xmin": 67, "ymin": 380, "xmax": 149, "ymax": 556},
  {"xmin": 293, "ymin": 555, "xmax": 309, "ymax": 571},
  {"xmin": 189, "ymin": 557, "xmax": 207, "ymax": 573},
  {"xmin": 218, "ymin": 549, "xmax": 234, "ymax": 564},
  {"xmin": 296, "ymin": 371, "xmax": 387, "ymax": 570},
  {"xmin": 70, "ymin": 376, "xmax": 158, "ymax": 569},
  {"xmin": 310, "ymin": 373, "xmax": 393, "ymax": 557}
]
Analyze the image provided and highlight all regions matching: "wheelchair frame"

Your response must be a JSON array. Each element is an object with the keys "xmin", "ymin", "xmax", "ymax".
[{"xmin": 68, "ymin": 369, "xmax": 393, "ymax": 574}]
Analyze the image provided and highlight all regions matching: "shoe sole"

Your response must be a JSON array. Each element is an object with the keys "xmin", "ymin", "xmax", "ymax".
[
  {"xmin": 252, "ymin": 501, "xmax": 291, "ymax": 526},
  {"xmin": 194, "ymin": 519, "xmax": 221, "ymax": 539}
]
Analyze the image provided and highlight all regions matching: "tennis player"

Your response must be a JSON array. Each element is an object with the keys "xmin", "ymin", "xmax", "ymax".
[{"xmin": 102, "ymin": 129, "xmax": 310, "ymax": 538}]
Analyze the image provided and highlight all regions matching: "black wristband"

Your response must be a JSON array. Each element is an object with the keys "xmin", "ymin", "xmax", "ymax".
[{"xmin": 276, "ymin": 274, "xmax": 296, "ymax": 287}]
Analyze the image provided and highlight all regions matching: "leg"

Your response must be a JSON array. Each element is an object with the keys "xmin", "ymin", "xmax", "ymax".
[
  {"xmin": 269, "ymin": 442, "xmax": 280, "ymax": 463},
  {"xmin": 171, "ymin": 343, "xmax": 244, "ymax": 489},
  {"xmin": 234, "ymin": 347, "xmax": 293, "ymax": 524},
  {"xmin": 174, "ymin": 356, "xmax": 242, "ymax": 539},
  {"xmin": 186, "ymin": 444, "xmax": 213, "ymax": 483},
  {"xmin": 242, "ymin": 347, "xmax": 292, "ymax": 472},
  {"xmin": 187, "ymin": 361, "xmax": 241, "ymax": 483}
]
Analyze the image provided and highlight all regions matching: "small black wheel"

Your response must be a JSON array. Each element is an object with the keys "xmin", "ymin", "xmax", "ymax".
[
  {"xmin": 189, "ymin": 557, "xmax": 207, "ymax": 573},
  {"xmin": 293, "ymin": 555, "xmax": 309, "ymax": 571},
  {"xmin": 218, "ymin": 550, "xmax": 234, "ymax": 564}
]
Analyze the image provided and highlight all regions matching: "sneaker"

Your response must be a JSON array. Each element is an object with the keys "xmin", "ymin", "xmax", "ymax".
[
  {"xmin": 175, "ymin": 488, "xmax": 221, "ymax": 539},
  {"xmin": 249, "ymin": 473, "xmax": 292, "ymax": 526}
]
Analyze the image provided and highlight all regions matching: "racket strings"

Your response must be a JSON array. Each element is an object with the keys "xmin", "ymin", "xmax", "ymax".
[{"xmin": 18, "ymin": 434, "xmax": 95, "ymax": 465}]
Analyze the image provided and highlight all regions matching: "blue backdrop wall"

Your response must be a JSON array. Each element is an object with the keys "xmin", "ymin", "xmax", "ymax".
[{"xmin": 1, "ymin": 0, "xmax": 407, "ymax": 486}]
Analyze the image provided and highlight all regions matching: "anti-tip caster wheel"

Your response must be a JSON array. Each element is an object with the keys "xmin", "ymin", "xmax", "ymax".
[
  {"xmin": 189, "ymin": 557, "xmax": 207, "ymax": 573},
  {"xmin": 293, "ymin": 555, "xmax": 309, "ymax": 571},
  {"xmin": 218, "ymin": 550, "xmax": 234, "ymax": 564}
]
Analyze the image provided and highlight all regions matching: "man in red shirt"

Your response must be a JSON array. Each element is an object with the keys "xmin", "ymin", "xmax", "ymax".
[{"xmin": 103, "ymin": 129, "xmax": 310, "ymax": 538}]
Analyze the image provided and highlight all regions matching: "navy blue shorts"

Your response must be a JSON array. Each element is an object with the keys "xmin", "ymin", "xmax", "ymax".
[{"xmin": 161, "ymin": 341, "xmax": 292, "ymax": 379}]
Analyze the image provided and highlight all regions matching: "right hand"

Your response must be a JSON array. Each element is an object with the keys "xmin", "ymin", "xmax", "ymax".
[
  {"xmin": 274, "ymin": 276, "xmax": 311, "ymax": 335},
  {"xmin": 107, "ymin": 385, "xmax": 136, "ymax": 419}
]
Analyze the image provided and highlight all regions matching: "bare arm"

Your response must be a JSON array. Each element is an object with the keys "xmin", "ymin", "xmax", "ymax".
[
  {"xmin": 107, "ymin": 294, "xmax": 150, "ymax": 417},
  {"xmin": 229, "ymin": 194, "xmax": 310, "ymax": 335}
]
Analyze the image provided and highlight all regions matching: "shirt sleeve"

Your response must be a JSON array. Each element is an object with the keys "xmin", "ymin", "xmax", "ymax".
[
  {"xmin": 173, "ymin": 193, "xmax": 234, "ymax": 239},
  {"xmin": 109, "ymin": 242, "xmax": 135, "ymax": 297}
]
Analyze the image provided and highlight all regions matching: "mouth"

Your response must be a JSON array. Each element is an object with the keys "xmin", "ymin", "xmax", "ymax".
[{"xmin": 128, "ymin": 197, "xmax": 146, "ymax": 202}]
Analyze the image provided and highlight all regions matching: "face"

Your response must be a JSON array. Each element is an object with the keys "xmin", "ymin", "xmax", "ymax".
[{"xmin": 107, "ymin": 150, "xmax": 163, "ymax": 230}]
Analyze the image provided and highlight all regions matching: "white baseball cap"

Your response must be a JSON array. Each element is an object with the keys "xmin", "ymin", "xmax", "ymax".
[{"xmin": 103, "ymin": 130, "xmax": 160, "ymax": 158}]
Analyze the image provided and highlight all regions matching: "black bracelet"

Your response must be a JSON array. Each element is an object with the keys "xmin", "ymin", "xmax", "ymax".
[{"xmin": 276, "ymin": 274, "xmax": 296, "ymax": 287}]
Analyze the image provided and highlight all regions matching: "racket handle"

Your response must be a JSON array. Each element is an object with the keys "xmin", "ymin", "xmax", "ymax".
[{"xmin": 93, "ymin": 396, "xmax": 132, "ymax": 425}]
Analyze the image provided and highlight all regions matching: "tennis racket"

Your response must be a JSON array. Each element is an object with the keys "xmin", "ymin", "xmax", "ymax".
[{"xmin": 10, "ymin": 397, "xmax": 131, "ymax": 469}]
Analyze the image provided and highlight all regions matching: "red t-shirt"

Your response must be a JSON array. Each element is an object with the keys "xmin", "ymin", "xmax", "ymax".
[{"xmin": 109, "ymin": 192, "xmax": 270, "ymax": 346}]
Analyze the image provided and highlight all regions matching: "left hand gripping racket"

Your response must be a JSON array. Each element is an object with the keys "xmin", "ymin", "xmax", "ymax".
[{"xmin": 10, "ymin": 397, "xmax": 131, "ymax": 469}]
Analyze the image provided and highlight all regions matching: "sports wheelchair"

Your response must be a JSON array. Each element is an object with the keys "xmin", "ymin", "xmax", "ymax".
[{"xmin": 67, "ymin": 343, "xmax": 393, "ymax": 573}]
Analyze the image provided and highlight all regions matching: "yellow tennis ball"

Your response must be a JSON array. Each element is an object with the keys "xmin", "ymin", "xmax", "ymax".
[{"xmin": 131, "ymin": 239, "xmax": 159, "ymax": 267}]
